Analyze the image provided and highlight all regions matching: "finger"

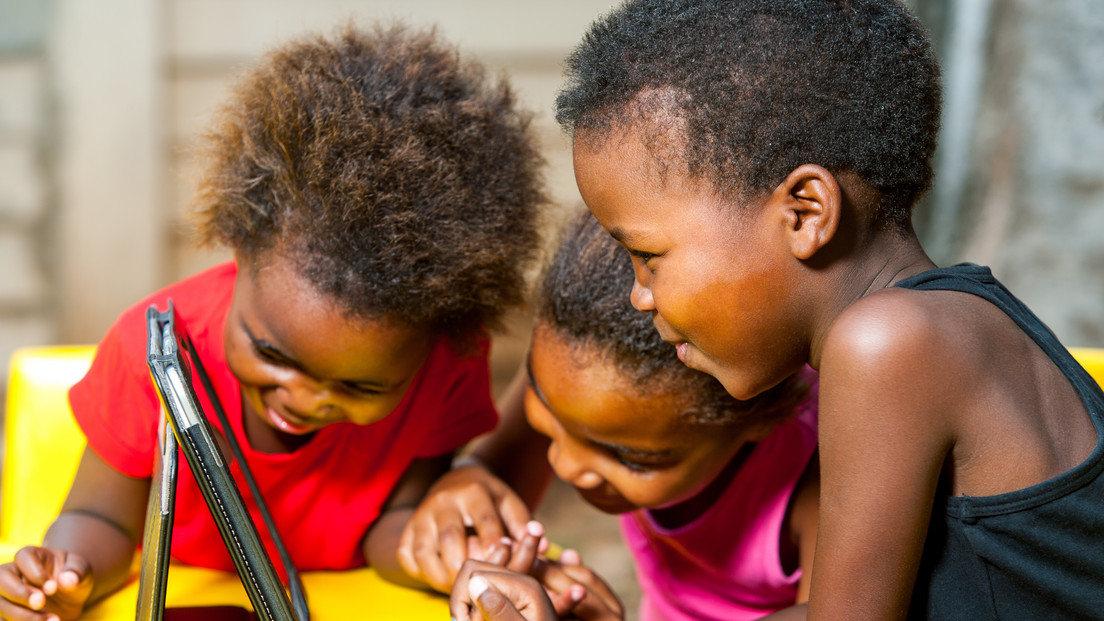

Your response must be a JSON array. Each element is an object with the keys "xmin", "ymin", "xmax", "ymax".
[
  {"xmin": 504, "ymin": 522, "xmax": 542, "ymax": 574},
  {"xmin": 467, "ymin": 535, "xmax": 487, "ymax": 562},
  {"xmin": 494, "ymin": 490, "xmax": 533, "ymax": 542},
  {"xmin": 0, "ymin": 594, "xmax": 56, "ymax": 621},
  {"xmin": 462, "ymin": 492, "xmax": 508, "ymax": 555},
  {"xmin": 483, "ymin": 539, "xmax": 513, "ymax": 567},
  {"xmin": 396, "ymin": 523, "xmax": 421, "ymax": 578},
  {"xmin": 0, "ymin": 563, "xmax": 42, "ymax": 611},
  {"xmin": 437, "ymin": 513, "xmax": 473, "ymax": 581},
  {"xmin": 558, "ymin": 564, "xmax": 618, "ymax": 603},
  {"xmin": 449, "ymin": 561, "xmax": 482, "ymax": 621},
  {"xmin": 558, "ymin": 548, "xmax": 581, "ymax": 566},
  {"xmin": 545, "ymin": 583, "xmax": 586, "ymax": 617},
  {"xmin": 53, "ymin": 555, "xmax": 92, "ymax": 598},
  {"xmin": 408, "ymin": 524, "xmax": 453, "ymax": 592},
  {"xmin": 468, "ymin": 575, "xmax": 527, "ymax": 621},
  {"xmin": 557, "ymin": 565, "xmax": 623, "ymax": 617},
  {"xmin": 11, "ymin": 549, "xmax": 52, "ymax": 589}
]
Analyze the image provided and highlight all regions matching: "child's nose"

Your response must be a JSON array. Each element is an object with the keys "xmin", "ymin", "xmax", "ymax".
[
  {"xmin": 547, "ymin": 441, "xmax": 603, "ymax": 490},
  {"xmin": 630, "ymin": 277, "xmax": 655, "ymax": 312},
  {"xmin": 277, "ymin": 373, "xmax": 335, "ymax": 417}
]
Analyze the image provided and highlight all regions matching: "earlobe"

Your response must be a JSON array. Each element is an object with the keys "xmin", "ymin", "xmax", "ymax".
[{"xmin": 774, "ymin": 164, "xmax": 842, "ymax": 261}]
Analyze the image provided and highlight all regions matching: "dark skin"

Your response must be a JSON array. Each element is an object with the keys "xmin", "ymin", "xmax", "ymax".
[
  {"xmin": 463, "ymin": 124, "xmax": 1094, "ymax": 619},
  {"xmin": 398, "ymin": 368, "xmax": 555, "ymax": 593},
  {"xmin": 0, "ymin": 251, "xmax": 460, "ymax": 620},
  {"xmin": 435, "ymin": 327, "xmax": 818, "ymax": 620},
  {"xmin": 573, "ymin": 128, "xmax": 1094, "ymax": 620}
]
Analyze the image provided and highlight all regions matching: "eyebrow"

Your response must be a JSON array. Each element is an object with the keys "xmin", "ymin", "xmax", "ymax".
[
  {"xmin": 242, "ymin": 320, "xmax": 399, "ymax": 390},
  {"xmin": 525, "ymin": 351, "xmax": 674, "ymax": 461}
]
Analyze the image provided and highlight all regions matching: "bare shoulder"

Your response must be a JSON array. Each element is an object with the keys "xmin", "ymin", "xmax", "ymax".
[
  {"xmin": 820, "ymin": 287, "xmax": 971, "ymax": 413},
  {"xmin": 820, "ymin": 284, "xmax": 1095, "ymax": 497}
]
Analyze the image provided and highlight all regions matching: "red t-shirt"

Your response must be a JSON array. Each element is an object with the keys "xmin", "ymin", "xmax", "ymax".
[{"xmin": 69, "ymin": 261, "xmax": 497, "ymax": 573}]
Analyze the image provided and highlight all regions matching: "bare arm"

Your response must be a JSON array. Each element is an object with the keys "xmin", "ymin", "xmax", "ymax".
[
  {"xmin": 465, "ymin": 366, "xmax": 553, "ymax": 510},
  {"xmin": 46, "ymin": 447, "xmax": 149, "ymax": 601},
  {"xmin": 789, "ymin": 454, "xmax": 820, "ymax": 604},
  {"xmin": 806, "ymin": 299, "xmax": 956, "ymax": 620},
  {"xmin": 364, "ymin": 454, "xmax": 454, "ymax": 588},
  {"xmin": 0, "ymin": 446, "xmax": 149, "ymax": 621}
]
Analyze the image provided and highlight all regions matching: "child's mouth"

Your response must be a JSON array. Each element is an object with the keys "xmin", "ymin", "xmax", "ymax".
[{"xmin": 265, "ymin": 406, "xmax": 315, "ymax": 435}]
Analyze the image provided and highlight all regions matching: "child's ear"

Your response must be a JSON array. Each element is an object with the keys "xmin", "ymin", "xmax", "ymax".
[{"xmin": 770, "ymin": 164, "xmax": 842, "ymax": 261}]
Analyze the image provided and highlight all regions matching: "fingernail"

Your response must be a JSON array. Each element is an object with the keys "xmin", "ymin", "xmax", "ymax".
[
  {"xmin": 570, "ymin": 584, "xmax": 586, "ymax": 601},
  {"xmin": 526, "ymin": 520, "xmax": 544, "ymax": 538},
  {"xmin": 538, "ymin": 536, "xmax": 550, "ymax": 554},
  {"xmin": 469, "ymin": 575, "xmax": 490, "ymax": 599},
  {"xmin": 500, "ymin": 537, "xmax": 513, "ymax": 546}
]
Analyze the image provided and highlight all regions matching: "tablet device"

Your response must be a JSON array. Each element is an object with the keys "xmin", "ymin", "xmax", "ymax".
[
  {"xmin": 145, "ymin": 302, "xmax": 304, "ymax": 621},
  {"xmin": 134, "ymin": 413, "xmax": 177, "ymax": 621}
]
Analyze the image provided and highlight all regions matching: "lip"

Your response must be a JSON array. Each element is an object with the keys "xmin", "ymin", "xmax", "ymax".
[
  {"xmin": 264, "ymin": 406, "xmax": 317, "ymax": 435},
  {"xmin": 577, "ymin": 487, "xmax": 635, "ymax": 515}
]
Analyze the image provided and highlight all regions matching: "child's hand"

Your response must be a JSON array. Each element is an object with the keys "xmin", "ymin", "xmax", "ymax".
[
  {"xmin": 397, "ymin": 462, "xmax": 532, "ymax": 592},
  {"xmin": 461, "ymin": 528, "xmax": 622, "ymax": 621},
  {"xmin": 450, "ymin": 560, "xmax": 563, "ymax": 621},
  {"xmin": 0, "ymin": 546, "xmax": 93, "ymax": 621},
  {"xmin": 531, "ymin": 552, "xmax": 622, "ymax": 621}
]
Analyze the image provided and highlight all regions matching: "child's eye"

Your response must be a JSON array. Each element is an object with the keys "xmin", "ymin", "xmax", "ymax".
[
  {"xmin": 615, "ymin": 453, "xmax": 655, "ymax": 473},
  {"xmin": 341, "ymin": 381, "xmax": 384, "ymax": 397},
  {"xmin": 253, "ymin": 344, "xmax": 290, "ymax": 366}
]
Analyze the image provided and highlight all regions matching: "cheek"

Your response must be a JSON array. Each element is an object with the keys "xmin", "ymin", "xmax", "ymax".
[{"xmin": 346, "ymin": 396, "xmax": 405, "ymax": 426}]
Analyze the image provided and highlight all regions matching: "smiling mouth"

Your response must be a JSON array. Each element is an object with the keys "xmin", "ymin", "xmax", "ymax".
[{"xmin": 264, "ymin": 405, "xmax": 317, "ymax": 435}]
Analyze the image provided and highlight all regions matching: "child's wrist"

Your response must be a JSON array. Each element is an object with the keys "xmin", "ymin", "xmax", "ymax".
[{"xmin": 450, "ymin": 454, "xmax": 488, "ymax": 471}]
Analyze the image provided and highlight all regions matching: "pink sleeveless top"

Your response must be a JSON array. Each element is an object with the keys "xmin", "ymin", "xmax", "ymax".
[{"xmin": 619, "ymin": 371, "xmax": 818, "ymax": 621}]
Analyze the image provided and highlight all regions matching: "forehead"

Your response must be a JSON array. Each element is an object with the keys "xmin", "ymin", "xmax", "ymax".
[
  {"xmin": 529, "ymin": 328, "xmax": 701, "ymax": 450},
  {"xmin": 573, "ymin": 134, "xmax": 737, "ymax": 246},
  {"xmin": 236, "ymin": 253, "xmax": 433, "ymax": 379}
]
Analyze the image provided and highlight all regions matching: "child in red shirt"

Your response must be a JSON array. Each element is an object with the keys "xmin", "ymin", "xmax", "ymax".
[{"xmin": 0, "ymin": 23, "xmax": 545, "ymax": 621}]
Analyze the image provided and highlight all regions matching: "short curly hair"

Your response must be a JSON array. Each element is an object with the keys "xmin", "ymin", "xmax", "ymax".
[
  {"xmin": 556, "ymin": 0, "xmax": 942, "ymax": 229},
  {"xmin": 537, "ymin": 210, "xmax": 808, "ymax": 428},
  {"xmin": 194, "ymin": 23, "xmax": 547, "ymax": 343}
]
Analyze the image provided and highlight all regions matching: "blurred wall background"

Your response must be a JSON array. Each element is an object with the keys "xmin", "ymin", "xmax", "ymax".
[{"xmin": 0, "ymin": 0, "xmax": 1102, "ymax": 616}]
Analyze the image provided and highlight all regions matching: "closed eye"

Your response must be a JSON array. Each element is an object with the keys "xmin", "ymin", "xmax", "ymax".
[
  {"xmin": 340, "ymin": 380, "xmax": 386, "ymax": 396},
  {"xmin": 615, "ymin": 453, "xmax": 655, "ymax": 472},
  {"xmin": 253, "ymin": 342, "xmax": 293, "ymax": 367}
]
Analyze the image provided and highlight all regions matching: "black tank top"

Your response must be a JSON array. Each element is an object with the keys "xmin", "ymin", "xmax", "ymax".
[{"xmin": 895, "ymin": 263, "xmax": 1104, "ymax": 620}]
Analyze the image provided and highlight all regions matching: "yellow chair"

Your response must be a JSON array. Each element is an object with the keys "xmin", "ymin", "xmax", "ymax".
[
  {"xmin": 1, "ymin": 346, "xmax": 93, "ymax": 546},
  {"xmin": 4, "ymin": 345, "xmax": 1103, "ymax": 618},
  {"xmin": 1070, "ymin": 347, "xmax": 1104, "ymax": 386},
  {"xmin": 1, "ymin": 345, "xmax": 449, "ymax": 619}
]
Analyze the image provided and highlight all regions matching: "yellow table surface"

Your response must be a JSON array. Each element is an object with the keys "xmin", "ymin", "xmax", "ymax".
[{"xmin": 0, "ymin": 543, "xmax": 449, "ymax": 620}]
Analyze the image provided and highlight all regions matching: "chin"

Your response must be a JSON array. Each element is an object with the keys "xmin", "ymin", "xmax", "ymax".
[{"xmin": 578, "ymin": 489, "xmax": 636, "ymax": 515}]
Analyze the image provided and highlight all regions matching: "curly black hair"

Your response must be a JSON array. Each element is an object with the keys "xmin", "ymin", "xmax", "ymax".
[
  {"xmin": 556, "ymin": 0, "xmax": 942, "ymax": 229},
  {"xmin": 193, "ymin": 23, "xmax": 547, "ymax": 344},
  {"xmin": 537, "ymin": 210, "xmax": 808, "ymax": 428}
]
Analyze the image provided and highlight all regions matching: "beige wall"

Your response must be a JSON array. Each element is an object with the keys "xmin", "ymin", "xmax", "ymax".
[{"xmin": 1, "ymin": 0, "xmax": 616, "ymax": 384}]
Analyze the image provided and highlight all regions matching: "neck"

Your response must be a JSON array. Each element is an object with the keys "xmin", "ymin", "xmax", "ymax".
[{"xmin": 806, "ymin": 227, "xmax": 936, "ymax": 368}]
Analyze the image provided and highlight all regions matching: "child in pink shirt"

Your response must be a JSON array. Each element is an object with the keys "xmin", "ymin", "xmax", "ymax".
[{"xmin": 403, "ymin": 211, "xmax": 820, "ymax": 620}]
